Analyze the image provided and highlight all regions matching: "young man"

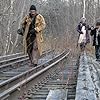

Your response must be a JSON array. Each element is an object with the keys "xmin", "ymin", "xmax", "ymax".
[
  {"xmin": 21, "ymin": 5, "xmax": 46, "ymax": 66},
  {"xmin": 90, "ymin": 20, "xmax": 100, "ymax": 61},
  {"xmin": 77, "ymin": 17, "xmax": 90, "ymax": 52}
]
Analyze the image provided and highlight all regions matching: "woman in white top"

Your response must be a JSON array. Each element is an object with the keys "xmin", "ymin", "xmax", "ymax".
[{"xmin": 77, "ymin": 17, "xmax": 90, "ymax": 52}]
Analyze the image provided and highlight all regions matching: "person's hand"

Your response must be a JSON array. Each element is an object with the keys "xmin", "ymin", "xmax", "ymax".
[
  {"xmin": 29, "ymin": 29, "xmax": 37, "ymax": 34},
  {"xmin": 80, "ymin": 31, "xmax": 83, "ymax": 34},
  {"xmin": 91, "ymin": 26, "xmax": 94, "ymax": 30}
]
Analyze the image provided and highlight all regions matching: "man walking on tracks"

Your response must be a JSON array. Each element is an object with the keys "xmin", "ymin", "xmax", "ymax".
[
  {"xmin": 77, "ymin": 17, "xmax": 90, "ymax": 52},
  {"xmin": 18, "ymin": 5, "xmax": 46, "ymax": 66},
  {"xmin": 90, "ymin": 19, "xmax": 100, "ymax": 61}
]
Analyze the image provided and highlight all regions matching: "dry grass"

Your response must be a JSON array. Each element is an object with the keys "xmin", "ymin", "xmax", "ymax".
[{"xmin": 42, "ymin": 34, "xmax": 95, "ymax": 57}]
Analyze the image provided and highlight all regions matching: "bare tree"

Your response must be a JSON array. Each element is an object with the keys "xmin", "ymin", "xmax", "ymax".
[{"xmin": 0, "ymin": 0, "xmax": 99, "ymax": 56}]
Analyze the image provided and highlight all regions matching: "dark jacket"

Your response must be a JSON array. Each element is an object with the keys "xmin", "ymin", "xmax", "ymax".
[
  {"xmin": 77, "ymin": 22, "xmax": 90, "ymax": 43},
  {"xmin": 90, "ymin": 28, "xmax": 100, "ymax": 46}
]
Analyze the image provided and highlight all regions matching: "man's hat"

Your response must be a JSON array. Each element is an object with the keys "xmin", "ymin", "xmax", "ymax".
[{"xmin": 30, "ymin": 5, "xmax": 36, "ymax": 11}]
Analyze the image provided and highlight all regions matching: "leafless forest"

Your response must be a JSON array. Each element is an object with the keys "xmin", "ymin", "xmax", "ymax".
[{"xmin": 0, "ymin": 0, "xmax": 100, "ymax": 56}]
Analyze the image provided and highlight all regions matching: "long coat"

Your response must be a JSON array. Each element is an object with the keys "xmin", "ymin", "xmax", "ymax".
[{"xmin": 22, "ymin": 14, "xmax": 46, "ymax": 55}]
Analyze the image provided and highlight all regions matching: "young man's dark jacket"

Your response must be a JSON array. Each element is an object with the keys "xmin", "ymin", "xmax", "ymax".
[{"xmin": 90, "ymin": 28, "xmax": 100, "ymax": 46}]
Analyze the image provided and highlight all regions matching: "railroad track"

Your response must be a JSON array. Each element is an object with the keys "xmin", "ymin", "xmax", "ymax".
[
  {"xmin": 0, "ymin": 52, "xmax": 24, "ymax": 61},
  {"xmin": 0, "ymin": 50, "xmax": 54, "ymax": 92},
  {"xmin": 0, "ymin": 50, "xmax": 54, "ymax": 71},
  {"xmin": 26, "ymin": 59, "xmax": 78, "ymax": 100},
  {"xmin": 0, "ymin": 50, "xmax": 79, "ymax": 100},
  {"xmin": 21, "ymin": 51, "xmax": 78, "ymax": 100},
  {"xmin": 0, "ymin": 51, "xmax": 55, "ymax": 77},
  {"xmin": 0, "ymin": 50, "xmax": 52, "ymax": 62},
  {"xmin": 0, "ymin": 50, "xmax": 54, "ymax": 76}
]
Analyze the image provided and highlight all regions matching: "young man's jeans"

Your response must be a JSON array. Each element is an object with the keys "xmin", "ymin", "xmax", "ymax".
[{"xmin": 95, "ymin": 45, "xmax": 100, "ymax": 60}]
